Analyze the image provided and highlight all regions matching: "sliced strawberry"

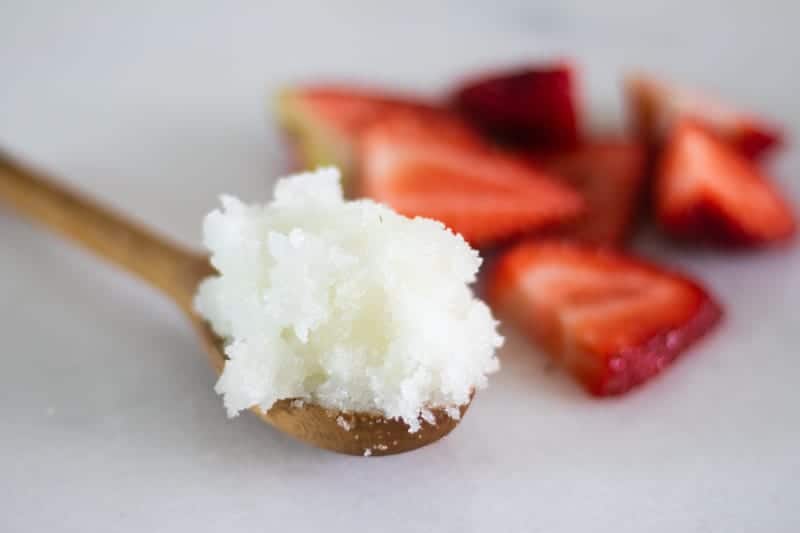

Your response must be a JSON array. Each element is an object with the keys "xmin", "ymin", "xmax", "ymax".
[
  {"xmin": 656, "ymin": 120, "xmax": 795, "ymax": 245},
  {"xmin": 540, "ymin": 140, "xmax": 646, "ymax": 246},
  {"xmin": 626, "ymin": 73, "xmax": 782, "ymax": 159},
  {"xmin": 358, "ymin": 114, "xmax": 585, "ymax": 248},
  {"xmin": 276, "ymin": 85, "xmax": 447, "ymax": 194},
  {"xmin": 487, "ymin": 241, "xmax": 722, "ymax": 396},
  {"xmin": 452, "ymin": 62, "xmax": 580, "ymax": 151}
]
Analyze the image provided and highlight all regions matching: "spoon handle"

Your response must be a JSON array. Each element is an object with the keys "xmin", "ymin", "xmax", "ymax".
[{"xmin": 0, "ymin": 150, "xmax": 206, "ymax": 310}]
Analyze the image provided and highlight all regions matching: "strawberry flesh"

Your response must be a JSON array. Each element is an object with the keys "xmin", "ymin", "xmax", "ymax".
[
  {"xmin": 452, "ymin": 63, "xmax": 580, "ymax": 152},
  {"xmin": 626, "ymin": 73, "xmax": 782, "ymax": 159},
  {"xmin": 656, "ymin": 120, "xmax": 795, "ymax": 246},
  {"xmin": 540, "ymin": 140, "xmax": 646, "ymax": 246},
  {"xmin": 358, "ymin": 114, "xmax": 585, "ymax": 248},
  {"xmin": 487, "ymin": 241, "xmax": 722, "ymax": 396}
]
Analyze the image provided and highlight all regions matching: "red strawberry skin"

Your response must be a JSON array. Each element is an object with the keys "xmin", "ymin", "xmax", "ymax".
[
  {"xmin": 452, "ymin": 62, "xmax": 580, "ymax": 152},
  {"xmin": 280, "ymin": 85, "xmax": 442, "ymax": 138},
  {"xmin": 358, "ymin": 114, "xmax": 584, "ymax": 248},
  {"xmin": 276, "ymin": 85, "xmax": 449, "ymax": 194},
  {"xmin": 487, "ymin": 241, "xmax": 722, "ymax": 396},
  {"xmin": 540, "ymin": 140, "xmax": 646, "ymax": 246},
  {"xmin": 657, "ymin": 120, "xmax": 796, "ymax": 246},
  {"xmin": 626, "ymin": 74, "xmax": 783, "ymax": 159}
]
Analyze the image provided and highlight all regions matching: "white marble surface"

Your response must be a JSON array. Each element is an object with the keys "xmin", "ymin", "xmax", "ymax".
[{"xmin": 1, "ymin": 2, "xmax": 799, "ymax": 531}]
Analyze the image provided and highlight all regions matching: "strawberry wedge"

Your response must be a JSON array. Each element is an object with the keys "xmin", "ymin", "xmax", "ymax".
[
  {"xmin": 276, "ymin": 85, "xmax": 447, "ymax": 194},
  {"xmin": 541, "ymin": 140, "xmax": 646, "ymax": 246},
  {"xmin": 626, "ymin": 73, "xmax": 782, "ymax": 159},
  {"xmin": 358, "ymin": 114, "xmax": 585, "ymax": 248},
  {"xmin": 452, "ymin": 62, "xmax": 581, "ymax": 152},
  {"xmin": 487, "ymin": 241, "xmax": 722, "ymax": 396},
  {"xmin": 657, "ymin": 120, "xmax": 795, "ymax": 246}
]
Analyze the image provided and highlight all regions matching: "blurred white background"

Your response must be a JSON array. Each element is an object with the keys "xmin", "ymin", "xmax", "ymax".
[{"xmin": 1, "ymin": 2, "xmax": 798, "ymax": 532}]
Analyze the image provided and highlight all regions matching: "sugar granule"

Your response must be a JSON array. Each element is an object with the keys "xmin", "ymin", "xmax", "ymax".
[
  {"xmin": 195, "ymin": 167, "xmax": 502, "ymax": 431},
  {"xmin": 336, "ymin": 415, "xmax": 351, "ymax": 431},
  {"xmin": 445, "ymin": 406, "xmax": 461, "ymax": 420}
]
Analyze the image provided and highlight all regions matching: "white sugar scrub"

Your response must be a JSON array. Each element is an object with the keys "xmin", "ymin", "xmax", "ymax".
[{"xmin": 194, "ymin": 167, "xmax": 502, "ymax": 431}]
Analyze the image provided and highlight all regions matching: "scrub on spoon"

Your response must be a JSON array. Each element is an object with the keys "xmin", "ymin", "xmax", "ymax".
[{"xmin": 0, "ymin": 154, "xmax": 501, "ymax": 456}]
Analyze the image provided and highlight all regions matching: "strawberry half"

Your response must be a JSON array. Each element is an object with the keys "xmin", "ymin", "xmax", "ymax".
[
  {"xmin": 276, "ymin": 85, "xmax": 447, "ymax": 195},
  {"xmin": 358, "ymin": 114, "xmax": 585, "ymax": 248},
  {"xmin": 656, "ymin": 120, "xmax": 795, "ymax": 246},
  {"xmin": 626, "ymin": 73, "xmax": 782, "ymax": 159},
  {"xmin": 541, "ymin": 140, "xmax": 646, "ymax": 246},
  {"xmin": 487, "ymin": 241, "xmax": 722, "ymax": 396},
  {"xmin": 452, "ymin": 62, "xmax": 580, "ymax": 152}
]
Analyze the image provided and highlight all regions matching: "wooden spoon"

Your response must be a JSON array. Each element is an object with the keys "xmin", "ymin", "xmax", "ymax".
[{"xmin": 0, "ymin": 151, "xmax": 469, "ymax": 456}]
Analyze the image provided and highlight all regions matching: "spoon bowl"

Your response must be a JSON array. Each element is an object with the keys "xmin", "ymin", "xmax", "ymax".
[
  {"xmin": 0, "ymin": 151, "xmax": 469, "ymax": 456},
  {"xmin": 185, "ymin": 262, "xmax": 468, "ymax": 456}
]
